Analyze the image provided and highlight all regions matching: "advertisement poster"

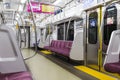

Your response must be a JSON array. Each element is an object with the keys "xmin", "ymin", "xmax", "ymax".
[{"xmin": 27, "ymin": 2, "xmax": 54, "ymax": 14}]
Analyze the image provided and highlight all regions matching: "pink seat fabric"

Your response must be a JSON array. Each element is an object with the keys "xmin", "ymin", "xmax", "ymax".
[
  {"xmin": 0, "ymin": 71, "xmax": 32, "ymax": 80},
  {"xmin": 44, "ymin": 40, "xmax": 73, "ymax": 57}
]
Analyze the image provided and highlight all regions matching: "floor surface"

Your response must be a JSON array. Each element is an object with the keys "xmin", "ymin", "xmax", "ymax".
[{"xmin": 22, "ymin": 49, "xmax": 82, "ymax": 80}]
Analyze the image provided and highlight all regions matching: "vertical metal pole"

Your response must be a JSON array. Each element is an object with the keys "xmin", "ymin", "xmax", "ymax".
[
  {"xmin": 66, "ymin": 18, "xmax": 72, "ymax": 40},
  {"xmin": 64, "ymin": 23, "xmax": 65, "ymax": 40},
  {"xmin": 98, "ymin": 6, "xmax": 102, "ymax": 71},
  {"xmin": 28, "ymin": 0, "xmax": 38, "ymax": 52},
  {"xmin": 84, "ymin": 11, "xmax": 87, "ymax": 66}
]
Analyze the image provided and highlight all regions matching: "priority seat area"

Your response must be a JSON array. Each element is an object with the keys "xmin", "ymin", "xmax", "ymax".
[{"xmin": 44, "ymin": 40, "xmax": 73, "ymax": 57}]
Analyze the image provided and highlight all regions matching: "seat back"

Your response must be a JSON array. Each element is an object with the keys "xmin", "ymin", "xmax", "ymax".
[
  {"xmin": 60, "ymin": 41, "xmax": 65, "ymax": 49},
  {"xmin": 0, "ymin": 25, "xmax": 27, "ymax": 73},
  {"xmin": 104, "ymin": 30, "xmax": 120, "ymax": 66}
]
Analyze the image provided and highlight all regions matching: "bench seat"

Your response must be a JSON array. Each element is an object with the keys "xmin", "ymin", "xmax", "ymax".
[{"xmin": 44, "ymin": 40, "xmax": 72, "ymax": 57}]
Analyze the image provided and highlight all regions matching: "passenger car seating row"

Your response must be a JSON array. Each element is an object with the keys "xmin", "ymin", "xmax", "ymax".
[{"xmin": 44, "ymin": 40, "xmax": 73, "ymax": 57}]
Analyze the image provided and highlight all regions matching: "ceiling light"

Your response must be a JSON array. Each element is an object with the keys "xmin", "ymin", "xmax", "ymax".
[{"xmin": 21, "ymin": 0, "xmax": 27, "ymax": 4}]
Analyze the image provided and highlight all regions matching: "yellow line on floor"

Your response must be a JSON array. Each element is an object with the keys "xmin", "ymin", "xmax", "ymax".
[
  {"xmin": 74, "ymin": 66, "xmax": 117, "ymax": 80},
  {"xmin": 88, "ymin": 65, "xmax": 120, "ymax": 79},
  {"xmin": 41, "ymin": 50, "xmax": 52, "ymax": 55}
]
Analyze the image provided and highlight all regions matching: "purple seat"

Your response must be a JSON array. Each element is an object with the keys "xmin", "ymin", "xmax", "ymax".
[
  {"xmin": 66, "ymin": 41, "xmax": 72, "ymax": 49},
  {"xmin": 56, "ymin": 41, "xmax": 72, "ymax": 57},
  {"xmin": 44, "ymin": 40, "xmax": 55, "ymax": 50},
  {"xmin": 57, "ymin": 49, "xmax": 70, "ymax": 56},
  {"xmin": 104, "ymin": 62, "xmax": 120, "ymax": 74},
  {"xmin": 51, "ymin": 41, "xmax": 62, "ymax": 52},
  {"xmin": 0, "ymin": 71, "xmax": 32, "ymax": 80},
  {"xmin": 60, "ymin": 41, "xmax": 65, "ymax": 49},
  {"xmin": 104, "ymin": 53, "xmax": 120, "ymax": 74},
  {"xmin": 44, "ymin": 40, "xmax": 73, "ymax": 57}
]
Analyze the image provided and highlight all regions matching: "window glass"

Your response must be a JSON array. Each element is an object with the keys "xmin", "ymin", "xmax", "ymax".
[
  {"xmin": 57, "ymin": 23, "xmax": 64, "ymax": 40},
  {"xmin": 88, "ymin": 12, "xmax": 98, "ymax": 44},
  {"xmin": 104, "ymin": 6, "xmax": 117, "ymax": 45}
]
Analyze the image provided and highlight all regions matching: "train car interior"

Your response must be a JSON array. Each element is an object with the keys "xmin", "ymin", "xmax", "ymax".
[{"xmin": 0, "ymin": 0, "xmax": 120, "ymax": 80}]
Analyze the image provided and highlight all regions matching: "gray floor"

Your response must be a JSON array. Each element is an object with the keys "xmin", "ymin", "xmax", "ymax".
[{"xmin": 22, "ymin": 49, "xmax": 82, "ymax": 80}]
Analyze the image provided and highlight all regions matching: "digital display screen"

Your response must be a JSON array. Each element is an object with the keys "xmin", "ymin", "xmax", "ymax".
[
  {"xmin": 90, "ymin": 19, "xmax": 97, "ymax": 27},
  {"xmin": 107, "ymin": 17, "xmax": 114, "ymax": 25}
]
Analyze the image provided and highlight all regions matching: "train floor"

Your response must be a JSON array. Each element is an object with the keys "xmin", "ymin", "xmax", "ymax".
[
  {"xmin": 21, "ymin": 48, "xmax": 82, "ymax": 80},
  {"xmin": 21, "ymin": 48, "xmax": 118, "ymax": 80}
]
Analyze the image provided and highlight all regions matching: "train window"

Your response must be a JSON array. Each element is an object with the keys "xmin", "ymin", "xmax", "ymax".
[
  {"xmin": 40, "ymin": 28, "xmax": 44, "ymax": 35},
  {"xmin": 67, "ymin": 21, "xmax": 74, "ymax": 41},
  {"xmin": 57, "ymin": 23, "xmax": 64, "ymax": 40},
  {"xmin": 57, "ymin": 20, "xmax": 74, "ymax": 41},
  {"xmin": 88, "ymin": 12, "xmax": 98, "ymax": 44},
  {"xmin": 104, "ymin": 6, "xmax": 117, "ymax": 45},
  {"xmin": 46, "ymin": 27, "xmax": 49, "ymax": 39},
  {"xmin": 65, "ymin": 22, "xmax": 68, "ymax": 39}
]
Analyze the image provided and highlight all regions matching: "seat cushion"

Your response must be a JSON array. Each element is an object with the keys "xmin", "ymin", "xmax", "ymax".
[
  {"xmin": 44, "ymin": 40, "xmax": 73, "ymax": 57},
  {"xmin": 0, "ymin": 71, "xmax": 32, "ymax": 80},
  {"xmin": 57, "ymin": 48, "xmax": 70, "ymax": 57},
  {"xmin": 104, "ymin": 62, "xmax": 120, "ymax": 74}
]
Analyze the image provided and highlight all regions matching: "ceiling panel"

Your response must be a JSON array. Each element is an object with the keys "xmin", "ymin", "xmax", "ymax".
[
  {"xmin": 2, "ymin": 0, "xmax": 20, "ymax": 10},
  {"xmin": 3, "ymin": 0, "xmax": 20, "ymax": 3},
  {"xmin": 33, "ymin": 0, "xmax": 56, "ymax": 3},
  {"xmin": 2, "ymin": 0, "xmax": 57, "ymax": 11}
]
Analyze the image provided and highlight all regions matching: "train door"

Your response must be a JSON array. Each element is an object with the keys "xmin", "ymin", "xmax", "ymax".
[
  {"xmin": 25, "ymin": 26, "xmax": 30, "ymax": 48},
  {"xmin": 40, "ymin": 28, "xmax": 44, "ymax": 43},
  {"xmin": 20, "ymin": 26, "xmax": 30, "ymax": 48},
  {"xmin": 102, "ymin": 5, "xmax": 118, "ymax": 53},
  {"xmin": 86, "ymin": 10, "xmax": 99, "ymax": 69}
]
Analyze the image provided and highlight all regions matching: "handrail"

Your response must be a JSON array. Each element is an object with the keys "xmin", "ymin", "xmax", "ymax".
[{"xmin": 66, "ymin": 17, "xmax": 72, "ymax": 40}]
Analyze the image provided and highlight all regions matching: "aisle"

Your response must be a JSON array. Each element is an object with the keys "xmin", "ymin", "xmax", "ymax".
[{"xmin": 22, "ymin": 49, "xmax": 81, "ymax": 80}]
